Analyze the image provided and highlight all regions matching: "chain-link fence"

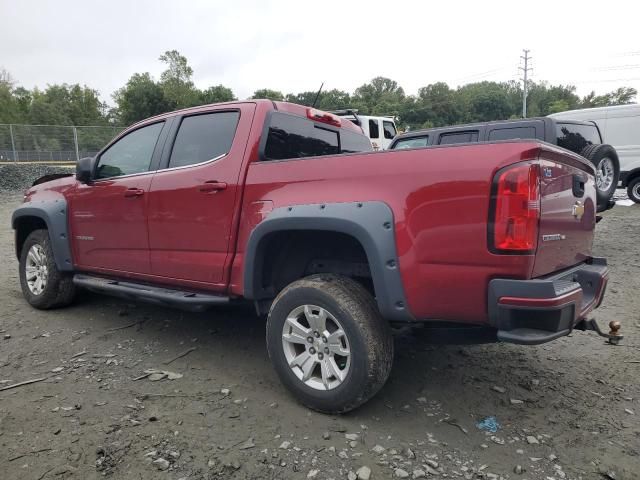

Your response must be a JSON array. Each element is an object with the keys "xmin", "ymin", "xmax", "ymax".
[{"xmin": 0, "ymin": 124, "xmax": 125, "ymax": 162}]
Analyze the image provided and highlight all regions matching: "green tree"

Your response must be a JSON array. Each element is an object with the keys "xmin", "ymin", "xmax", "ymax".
[
  {"xmin": 352, "ymin": 77, "xmax": 405, "ymax": 116},
  {"xmin": 200, "ymin": 85, "xmax": 236, "ymax": 104},
  {"xmin": 20, "ymin": 83, "xmax": 108, "ymax": 126},
  {"xmin": 0, "ymin": 69, "xmax": 22, "ymax": 123},
  {"xmin": 159, "ymin": 50, "xmax": 199, "ymax": 108},
  {"xmin": 12, "ymin": 87, "xmax": 32, "ymax": 121},
  {"xmin": 113, "ymin": 73, "xmax": 172, "ymax": 125},
  {"xmin": 401, "ymin": 82, "xmax": 459, "ymax": 128},
  {"xmin": 317, "ymin": 89, "xmax": 352, "ymax": 110},
  {"xmin": 581, "ymin": 87, "xmax": 637, "ymax": 108},
  {"xmin": 251, "ymin": 88, "xmax": 285, "ymax": 101},
  {"xmin": 548, "ymin": 99, "xmax": 571, "ymax": 114},
  {"xmin": 456, "ymin": 82, "xmax": 512, "ymax": 122},
  {"xmin": 285, "ymin": 89, "xmax": 351, "ymax": 110},
  {"xmin": 606, "ymin": 86, "xmax": 637, "ymax": 105},
  {"xmin": 525, "ymin": 82, "xmax": 580, "ymax": 116}
]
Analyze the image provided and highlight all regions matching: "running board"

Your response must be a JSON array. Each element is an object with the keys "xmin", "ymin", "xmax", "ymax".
[{"xmin": 73, "ymin": 274, "xmax": 229, "ymax": 312}]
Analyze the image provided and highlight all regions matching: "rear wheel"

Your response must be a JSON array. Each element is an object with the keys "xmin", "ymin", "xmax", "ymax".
[
  {"xmin": 19, "ymin": 229, "xmax": 76, "ymax": 309},
  {"xmin": 266, "ymin": 274, "xmax": 394, "ymax": 413},
  {"xmin": 579, "ymin": 144, "xmax": 620, "ymax": 212},
  {"xmin": 627, "ymin": 177, "xmax": 640, "ymax": 204}
]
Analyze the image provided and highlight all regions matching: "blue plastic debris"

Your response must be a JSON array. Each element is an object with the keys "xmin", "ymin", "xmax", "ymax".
[{"xmin": 476, "ymin": 416, "xmax": 500, "ymax": 433}]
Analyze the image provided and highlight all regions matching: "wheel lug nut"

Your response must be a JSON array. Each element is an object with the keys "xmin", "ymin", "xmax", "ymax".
[
  {"xmin": 324, "ymin": 347, "xmax": 329, "ymax": 354},
  {"xmin": 314, "ymin": 331, "xmax": 320, "ymax": 337},
  {"xmin": 318, "ymin": 353, "xmax": 324, "ymax": 360},
  {"xmin": 307, "ymin": 337, "xmax": 314, "ymax": 343},
  {"xmin": 322, "ymin": 336, "xmax": 327, "ymax": 343},
  {"xmin": 309, "ymin": 347, "xmax": 316, "ymax": 354}
]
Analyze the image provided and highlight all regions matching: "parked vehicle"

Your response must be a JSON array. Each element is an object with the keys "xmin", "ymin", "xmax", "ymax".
[
  {"xmin": 389, "ymin": 117, "xmax": 619, "ymax": 212},
  {"xmin": 12, "ymin": 101, "xmax": 612, "ymax": 413},
  {"xmin": 331, "ymin": 109, "xmax": 397, "ymax": 150},
  {"xmin": 549, "ymin": 104, "xmax": 640, "ymax": 203}
]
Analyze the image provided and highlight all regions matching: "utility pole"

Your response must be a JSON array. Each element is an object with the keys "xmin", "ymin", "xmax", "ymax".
[{"xmin": 519, "ymin": 49, "xmax": 532, "ymax": 118}]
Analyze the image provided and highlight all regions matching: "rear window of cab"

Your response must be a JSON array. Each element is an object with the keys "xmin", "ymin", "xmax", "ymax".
[{"xmin": 262, "ymin": 112, "xmax": 372, "ymax": 161}]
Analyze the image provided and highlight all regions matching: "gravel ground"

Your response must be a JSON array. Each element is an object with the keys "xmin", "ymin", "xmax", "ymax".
[
  {"xmin": 0, "ymin": 165, "xmax": 74, "ymax": 193},
  {"xmin": 0, "ymin": 182, "xmax": 638, "ymax": 480}
]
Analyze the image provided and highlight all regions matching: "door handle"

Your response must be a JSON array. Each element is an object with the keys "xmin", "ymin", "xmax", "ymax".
[
  {"xmin": 572, "ymin": 174, "xmax": 585, "ymax": 198},
  {"xmin": 199, "ymin": 181, "xmax": 227, "ymax": 193},
  {"xmin": 124, "ymin": 188, "xmax": 144, "ymax": 198}
]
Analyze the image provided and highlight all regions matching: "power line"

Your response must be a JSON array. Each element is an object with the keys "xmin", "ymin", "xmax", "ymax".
[
  {"xmin": 570, "ymin": 77, "xmax": 640, "ymax": 84},
  {"xmin": 612, "ymin": 50, "xmax": 640, "ymax": 58},
  {"xmin": 593, "ymin": 64, "xmax": 640, "ymax": 72},
  {"xmin": 519, "ymin": 49, "xmax": 532, "ymax": 118},
  {"xmin": 452, "ymin": 66, "xmax": 512, "ymax": 83}
]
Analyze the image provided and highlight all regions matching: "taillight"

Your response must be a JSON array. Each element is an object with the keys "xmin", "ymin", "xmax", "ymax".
[
  {"xmin": 489, "ymin": 163, "xmax": 540, "ymax": 254},
  {"xmin": 306, "ymin": 108, "xmax": 342, "ymax": 127}
]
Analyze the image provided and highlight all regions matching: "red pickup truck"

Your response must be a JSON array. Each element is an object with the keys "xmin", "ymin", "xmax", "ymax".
[{"xmin": 13, "ymin": 100, "xmax": 611, "ymax": 413}]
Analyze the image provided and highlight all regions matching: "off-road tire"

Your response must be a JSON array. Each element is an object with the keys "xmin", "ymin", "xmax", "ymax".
[
  {"xmin": 627, "ymin": 177, "xmax": 640, "ymax": 204},
  {"xmin": 580, "ymin": 144, "xmax": 620, "ymax": 212},
  {"xmin": 266, "ymin": 274, "xmax": 394, "ymax": 413},
  {"xmin": 19, "ymin": 229, "xmax": 76, "ymax": 309}
]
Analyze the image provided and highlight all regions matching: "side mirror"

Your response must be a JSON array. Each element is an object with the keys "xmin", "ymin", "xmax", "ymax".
[{"xmin": 76, "ymin": 156, "xmax": 96, "ymax": 183}]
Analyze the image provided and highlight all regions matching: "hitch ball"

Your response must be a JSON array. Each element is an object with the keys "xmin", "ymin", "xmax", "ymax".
[
  {"xmin": 608, "ymin": 321, "xmax": 622, "ymax": 345},
  {"xmin": 608, "ymin": 321, "xmax": 621, "ymax": 335}
]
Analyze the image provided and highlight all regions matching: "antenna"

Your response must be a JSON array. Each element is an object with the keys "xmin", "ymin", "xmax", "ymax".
[{"xmin": 311, "ymin": 82, "xmax": 324, "ymax": 108}]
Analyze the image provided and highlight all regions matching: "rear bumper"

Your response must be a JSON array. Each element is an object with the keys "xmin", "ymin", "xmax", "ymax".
[{"xmin": 487, "ymin": 258, "xmax": 608, "ymax": 345}]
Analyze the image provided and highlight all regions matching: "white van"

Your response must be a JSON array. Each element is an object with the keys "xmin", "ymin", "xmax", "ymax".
[
  {"xmin": 331, "ymin": 110, "xmax": 398, "ymax": 150},
  {"xmin": 549, "ymin": 104, "xmax": 640, "ymax": 202}
]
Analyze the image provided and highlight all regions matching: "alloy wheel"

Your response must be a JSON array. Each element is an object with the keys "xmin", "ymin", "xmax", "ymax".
[
  {"xmin": 596, "ymin": 157, "xmax": 615, "ymax": 192},
  {"xmin": 281, "ymin": 304, "xmax": 351, "ymax": 390},
  {"xmin": 25, "ymin": 244, "xmax": 48, "ymax": 295}
]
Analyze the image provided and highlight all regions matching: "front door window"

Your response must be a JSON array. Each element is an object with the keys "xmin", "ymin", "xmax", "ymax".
[{"xmin": 96, "ymin": 122, "xmax": 164, "ymax": 179}]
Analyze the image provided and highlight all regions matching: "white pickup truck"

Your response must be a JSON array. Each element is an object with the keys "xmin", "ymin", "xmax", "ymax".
[{"xmin": 331, "ymin": 110, "xmax": 398, "ymax": 150}]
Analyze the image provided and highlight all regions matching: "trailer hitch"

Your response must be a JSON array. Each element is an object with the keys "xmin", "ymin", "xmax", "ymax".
[{"xmin": 575, "ymin": 319, "xmax": 623, "ymax": 345}]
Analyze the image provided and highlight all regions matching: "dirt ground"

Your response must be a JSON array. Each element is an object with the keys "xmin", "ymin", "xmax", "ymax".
[{"xmin": 0, "ymin": 193, "xmax": 638, "ymax": 480}]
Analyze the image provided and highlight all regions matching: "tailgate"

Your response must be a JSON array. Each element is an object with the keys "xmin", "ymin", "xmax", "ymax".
[{"xmin": 532, "ymin": 146, "xmax": 597, "ymax": 277}]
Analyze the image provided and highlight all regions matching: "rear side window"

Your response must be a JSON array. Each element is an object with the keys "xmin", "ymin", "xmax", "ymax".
[
  {"xmin": 169, "ymin": 111, "xmax": 240, "ymax": 168},
  {"xmin": 341, "ymin": 130, "xmax": 373, "ymax": 153},
  {"xmin": 262, "ymin": 112, "xmax": 372, "ymax": 161},
  {"xmin": 488, "ymin": 127, "xmax": 536, "ymax": 141},
  {"xmin": 556, "ymin": 122, "xmax": 601, "ymax": 154},
  {"xmin": 438, "ymin": 131, "xmax": 479, "ymax": 145},
  {"xmin": 369, "ymin": 119, "xmax": 380, "ymax": 139},
  {"xmin": 383, "ymin": 121, "xmax": 397, "ymax": 139},
  {"xmin": 393, "ymin": 136, "xmax": 429, "ymax": 149},
  {"xmin": 96, "ymin": 122, "xmax": 164, "ymax": 179}
]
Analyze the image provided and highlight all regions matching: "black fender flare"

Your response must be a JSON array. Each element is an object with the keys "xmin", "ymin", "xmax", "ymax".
[
  {"xmin": 243, "ymin": 201, "xmax": 413, "ymax": 322},
  {"xmin": 11, "ymin": 198, "xmax": 73, "ymax": 271}
]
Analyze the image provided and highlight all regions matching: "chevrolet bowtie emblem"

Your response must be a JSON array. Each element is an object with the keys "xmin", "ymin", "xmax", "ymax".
[{"xmin": 572, "ymin": 201, "xmax": 585, "ymax": 220}]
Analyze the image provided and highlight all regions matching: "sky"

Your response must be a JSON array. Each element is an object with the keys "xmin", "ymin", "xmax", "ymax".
[{"xmin": 1, "ymin": 0, "xmax": 639, "ymax": 105}]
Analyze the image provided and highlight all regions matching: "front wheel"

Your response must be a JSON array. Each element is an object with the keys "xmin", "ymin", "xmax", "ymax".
[
  {"xmin": 266, "ymin": 274, "xmax": 394, "ymax": 413},
  {"xmin": 627, "ymin": 177, "xmax": 640, "ymax": 204},
  {"xmin": 19, "ymin": 229, "xmax": 76, "ymax": 309}
]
